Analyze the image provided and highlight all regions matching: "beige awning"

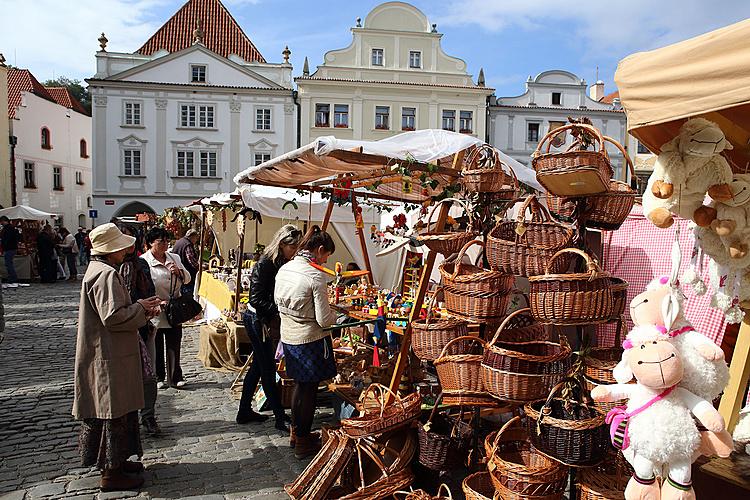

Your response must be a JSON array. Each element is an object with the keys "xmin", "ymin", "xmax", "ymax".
[{"xmin": 615, "ymin": 18, "xmax": 750, "ymax": 171}]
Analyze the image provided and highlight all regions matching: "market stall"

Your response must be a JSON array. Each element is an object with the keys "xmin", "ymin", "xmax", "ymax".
[{"xmin": 0, "ymin": 205, "xmax": 56, "ymax": 281}]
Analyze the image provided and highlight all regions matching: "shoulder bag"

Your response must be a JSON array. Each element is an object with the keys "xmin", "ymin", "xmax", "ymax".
[{"xmin": 164, "ymin": 258, "xmax": 202, "ymax": 327}]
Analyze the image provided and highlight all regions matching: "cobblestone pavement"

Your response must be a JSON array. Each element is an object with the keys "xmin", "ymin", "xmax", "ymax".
[{"xmin": 0, "ymin": 280, "xmax": 316, "ymax": 500}]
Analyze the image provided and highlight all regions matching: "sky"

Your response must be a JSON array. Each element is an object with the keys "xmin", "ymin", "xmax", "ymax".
[{"xmin": 1, "ymin": 0, "xmax": 749, "ymax": 97}]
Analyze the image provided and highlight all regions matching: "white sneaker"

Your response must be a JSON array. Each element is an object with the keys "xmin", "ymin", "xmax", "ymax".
[
  {"xmin": 157, "ymin": 381, "xmax": 167, "ymax": 389},
  {"xmin": 7, "ymin": 283, "xmax": 18, "ymax": 288},
  {"xmin": 175, "ymin": 381, "xmax": 187, "ymax": 388},
  {"xmin": 17, "ymin": 283, "xmax": 29, "ymax": 287}
]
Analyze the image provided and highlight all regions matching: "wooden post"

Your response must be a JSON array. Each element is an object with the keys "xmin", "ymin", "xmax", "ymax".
[
  {"xmin": 232, "ymin": 212, "xmax": 246, "ymax": 317},
  {"xmin": 351, "ymin": 195, "xmax": 374, "ymax": 284},
  {"xmin": 321, "ymin": 197, "xmax": 335, "ymax": 232},
  {"xmin": 718, "ymin": 311, "xmax": 750, "ymax": 432},
  {"xmin": 388, "ymin": 200, "xmax": 451, "ymax": 397}
]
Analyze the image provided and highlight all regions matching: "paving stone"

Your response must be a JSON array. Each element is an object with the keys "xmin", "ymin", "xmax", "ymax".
[
  {"xmin": 65, "ymin": 476, "xmax": 101, "ymax": 493},
  {"xmin": 27, "ymin": 482, "xmax": 66, "ymax": 498},
  {"xmin": 0, "ymin": 491, "xmax": 27, "ymax": 500},
  {"xmin": 96, "ymin": 492, "xmax": 139, "ymax": 499}
]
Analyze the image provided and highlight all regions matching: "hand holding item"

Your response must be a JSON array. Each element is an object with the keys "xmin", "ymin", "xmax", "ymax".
[
  {"xmin": 138, "ymin": 296, "xmax": 162, "ymax": 317},
  {"xmin": 166, "ymin": 261, "xmax": 181, "ymax": 276}
]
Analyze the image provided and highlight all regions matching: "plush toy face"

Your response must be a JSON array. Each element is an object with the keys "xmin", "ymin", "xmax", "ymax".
[
  {"xmin": 723, "ymin": 177, "xmax": 750, "ymax": 208},
  {"xmin": 676, "ymin": 118, "xmax": 733, "ymax": 157},
  {"xmin": 630, "ymin": 286, "xmax": 676, "ymax": 327},
  {"xmin": 627, "ymin": 340, "xmax": 684, "ymax": 389}
]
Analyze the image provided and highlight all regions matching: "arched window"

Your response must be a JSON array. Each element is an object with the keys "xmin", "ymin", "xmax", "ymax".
[
  {"xmin": 80, "ymin": 139, "xmax": 88, "ymax": 158},
  {"xmin": 41, "ymin": 127, "xmax": 51, "ymax": 149}
]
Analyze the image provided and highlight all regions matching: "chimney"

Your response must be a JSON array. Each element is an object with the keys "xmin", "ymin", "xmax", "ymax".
[{"xmin": 590, "ymin": 80, "xmax": 605, "ymax": 101}]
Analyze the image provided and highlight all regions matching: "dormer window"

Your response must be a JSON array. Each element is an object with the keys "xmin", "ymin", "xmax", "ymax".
[
  {"xmin": 551, "ymin": 92, "xmax": 562, "ymax": 106},
  {"xmin": 41, "ymin": 127, "xmax": 51, "ymax": 149},
  {"xmin": 409, "ymin": 51, "xmax": 421, "ymax": 69},
  {"xmin": 371, "ymin": 48, "xmax": 384, "ymax": 66},
  {"xmin": 191, "ymin": 64, "xmax": 207, "ymax": 83}
]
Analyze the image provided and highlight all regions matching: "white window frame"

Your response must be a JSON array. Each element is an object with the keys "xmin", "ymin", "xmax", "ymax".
[
  {"xmin": 23, "ymin": 161, "xmax": 35, "ymax": 189},
  {"xmin": 254, "ymin": 152, "xmax": 272, "ymax": 166},
  {"xmin": 179, "ymin": 103, "xmax": 215, "ymax": 129},
  {"xmin": 123, "ymin": 100, "xmax": 142, "ymax": 126},
  {"xmin": 199, "ymin": 151, "xmax": 217, "ymax": 177},
  {"xmin": 315, "ymin": 103, "xmax": 330, "ymax": 127},
  {"xmin": 176, "ymin": 150, "xmax": 195, "ymax": 177},
  {"xmin": 526, "ymin": 121, "xmax": 541, "ymax": 143},
  {"xmin": 459, "ymin": 110, "xmax": 473, "ymax": 134},
  {"xmin": 409, "ymin": 51, "xmax": 422, "ymax": 69},
  {"xmin": 122, "ymin": 149, "xmax": 143, "ymax": 176},
  {"xmin": 333, "ymin": 104, "xmax": 349, "ymax": 128},
  {"xmin": 190, "ymin": 64, "xmax": 207, "ymax": 83},
  {"xmin": 255, "ymin": 107, "xmax": 272, "ymax": 131},
  {"xmin": 371, "ymin": 48, "xmax": 384, "ymax": 66},
  {"xmin": 442, "ymin": 110, "xmax": 456, "ymax": 131},
  {"xmin": 401, "ymin": 107, "xmax": 416, "ymax": 131},
  {"xmin": 174, "ymin": 146, "xmax": 221, "ymax": 178},
  {"xmin": 375, "ymin": 106, "xmax": 390, "ymax": 130}
]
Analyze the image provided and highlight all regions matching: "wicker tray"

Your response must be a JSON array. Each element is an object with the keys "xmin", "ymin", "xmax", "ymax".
[
  {"xmin": 341, "ymin": 384, "xmax": 421, "ymax": 438},
  {"xmin": 416, "ymin": 198, "xmax": 480, "ymax": 256}
]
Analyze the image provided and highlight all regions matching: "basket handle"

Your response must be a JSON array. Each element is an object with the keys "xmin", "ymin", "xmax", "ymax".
[
  {"xmin": 488, "ymin": 307, "xmax": 534, "ymax": 346},
  {"xmin": 436, "ymin": 335, "xmax": 487, "ymax": 361},
  {"xmin": 602, "ymin": 135, "xmax": 638, "ymax": 189},
  {"xmin": 436, "ymin": 484, "xmax": 453, "ymax": 500},
  {"xmin": 421, "ymin": 286, "xmax": 443, "ymax": 328},
  {"xmin": 536, "ymin": 377, "xmax": 594, "ymax": 429},
  {"xmin": 490, "ymin": 415, "xmax": 522, "ymax": 457},
  {"xmin": 514, "ymin": 195, "xmax": 552, "ymax": 225},
  {"xmin": 360, "ymin": 383, "xmax": 404, "ymax": 419},
  {"xmin": 423, "ymin": 197, "xmax": 476, "ymax": 231},
  {"xmin": 448, "ymin": 239, "xmax": 485, "ymax": 282},
  {"xmin": 424, "ymin": 392, "xmax": 445, "ymax": 428},
  {"xmin": 544, "ymin": 247, "xmax": 604, "ymax": 278},
  {"xmin": 534, "ymin": 123, "xmax": 606, "ymax": 157},
  {"xmin": 463, "ymin": 144, "xmax": 499, "ymax": 171}
]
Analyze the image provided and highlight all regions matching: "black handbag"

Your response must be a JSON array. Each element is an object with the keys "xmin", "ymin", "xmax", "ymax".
[{"xmin": 164, "ymin": 266, "xmax": 202, "ymax": 327}]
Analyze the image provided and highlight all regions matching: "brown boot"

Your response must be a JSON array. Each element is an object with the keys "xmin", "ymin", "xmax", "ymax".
[
  {"xmin": 289, "ymin": 425, "xmax": 295, "ymax": 448},
  {"xmin": 294, "ymin": 433, "xmax": 322, "ymax": 460},
  {"xmin": 101, "ymin": 467, "xmax": 145, "ymax": 492},
  {"xmin": 122, "ymin": 460, "xmax": 145, "ymax": 473}
]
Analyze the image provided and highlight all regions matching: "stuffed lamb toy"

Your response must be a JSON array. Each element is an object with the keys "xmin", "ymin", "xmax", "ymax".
[
  {"xmin": 643, "ymin": 118, "xmax": 734, "ymax": 229},
  {"xmin": 709, "ymin": 173, "xmax": 750, "ymax": 260}
]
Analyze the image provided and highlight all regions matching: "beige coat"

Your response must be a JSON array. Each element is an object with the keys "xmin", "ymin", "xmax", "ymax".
[{"xmin": 72, "ymin": 259, "xmax": 148, "ymax": 420}]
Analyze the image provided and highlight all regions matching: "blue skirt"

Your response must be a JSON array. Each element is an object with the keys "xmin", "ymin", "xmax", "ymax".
[{"xmin": 282, "ymin": 336, "xmax": 337, "ymax": 383}]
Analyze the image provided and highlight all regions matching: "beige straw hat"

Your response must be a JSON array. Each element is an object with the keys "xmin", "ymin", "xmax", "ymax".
[{"xmin": 89, "ymin": 223, "xmax": 136, "ymax": 256}]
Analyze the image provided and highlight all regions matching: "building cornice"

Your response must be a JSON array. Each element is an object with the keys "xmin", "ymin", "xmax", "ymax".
[
  {"xmin": 295, "ymin": 76, "xmax": 493, "ymax": 93},
  {"xmin": 85, "ymin": 78, "xmax": 292, "ymax": 95},
  {"xmin": 490, "ymin": 104, "xmax": 624, "ymax": 115}
]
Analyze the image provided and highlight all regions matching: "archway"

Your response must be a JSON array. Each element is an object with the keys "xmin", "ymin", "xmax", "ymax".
[{"xmin": 113, "ymin": 201, "xmax": 156, "ymax": 219}]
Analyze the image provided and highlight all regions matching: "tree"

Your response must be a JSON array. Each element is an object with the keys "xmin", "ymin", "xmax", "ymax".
[{"xmin": 43, "ymin": 76, "xmax": 91, "ymax": 114}]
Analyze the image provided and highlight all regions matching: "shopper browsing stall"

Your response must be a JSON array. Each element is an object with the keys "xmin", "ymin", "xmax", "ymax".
[
  {"xmin": 274, "ymin": 225, "xmax": 338, "ymax": 459},
  {"xmin": 236, "ymin": 224, "xmax": 302, "ymax": 430}
]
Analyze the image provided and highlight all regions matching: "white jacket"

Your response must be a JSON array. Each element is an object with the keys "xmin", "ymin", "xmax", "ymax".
[
  {"xmin": 274, "ymin": 255, "xmax": 336, "ymax": 345},
  {"xmin": 142, "ymin": 250, "xmax": 191, "ymax": 329}
]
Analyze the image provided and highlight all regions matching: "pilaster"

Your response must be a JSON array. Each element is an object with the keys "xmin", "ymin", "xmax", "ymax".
[{"xmin": 155, "ymin": 98, "xmax": 168, "ymax": 194}]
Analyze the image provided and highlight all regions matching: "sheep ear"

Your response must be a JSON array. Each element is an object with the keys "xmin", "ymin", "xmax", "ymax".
[{"xmin": 613, "ymin": 354, "xmax": 634, "ymax": 383}]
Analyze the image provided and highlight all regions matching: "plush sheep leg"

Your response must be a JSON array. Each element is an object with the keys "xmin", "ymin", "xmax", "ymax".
[
  {"xmin": 661, "ymin": 461, "xmax": 695, "ymax": 500},
  {"xmin": 693, "ymin": 206, "xmax": 718, "ymax": 227},
  {"xmin": 625, "ymin": 455, "xmax": 660, "ymax": 500},
  {"xmin": 708, "ymin": 183, "xmax": 734, "ymax": 202},
  {"xmin": 648, "ymin": 207, "xmax": 675, "ymax": 228},
  {"xmin": 698, "ymin": 429, "xmax": 734, "ymax": 458},
  {"xmin": 652, "ymin": 180, "xmax": 674, "ymax": 199},
  {"xmin": 710, "ymin": 219, "xmax": 736, "ymax": 236}
]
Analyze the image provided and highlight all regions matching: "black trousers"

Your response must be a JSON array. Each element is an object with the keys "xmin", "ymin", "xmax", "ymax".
[
  {"xmin": 155, "ymin": 326, "xmax": 183, "ymax": 386},
  {"xmin": 238, "ymin": 311, "xmax": 284, "ymax": 420},
  {"xmin": 292, "ymin": 381, "xmax": 318, "ymax": 437}
]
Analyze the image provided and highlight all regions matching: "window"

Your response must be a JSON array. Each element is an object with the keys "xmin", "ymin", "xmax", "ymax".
[
  {"xmin": 637, "ymin": 142, "xmax": 650, "ymax": 154},
  {"xmin": 459, "ymin": 111, "xmax": 473, "ymax": 133},
  {"xmin": 123, "ymin": 149, "xmax": 142, "ymax": 176},
  {"xmin": 191, "ymin": 65, "xmax": 206, "ymax": 83},
  {"xmin": 80, "ymin": 139, "xmax": 88, "ymax": 158},
  {"xmin": 371, "ymin": 48, "xmax": 384, "ymax": 66},
  {"xmin": 78, "ymin": 214, "xmax": 86, "ymax": 228},
  {"xmin": 180, "ymin": 104, "xmax": 214, "ymax": 128},
  {"xmin": 256, "ymin": 108, "xmax": 271, "ymax": 130},
  {"xmin": 401, "ymin": 107, "xmax": 416, "ymax": 131},
  {"xmin": 87, "ymin": 196, "xmax": 92, "ymax": 208},
  {"xmin": 199, "ymin": 151, "xmax": 217, "ymax": 177},
  {"xmin": 527, "ymin": 123, "xmax": 540, "ymax": 142},
  {"xmin": 551, "ymin": 92, "xmax": 562, "ymax": 105},
  {"xmin": 176, "ymin": 151, "xmax": 194, "ymax": 177},
  {"xmin": 315, "ymin": 103, "xmax": 330, "ymax": 127},
  {"xmin": 375, "ymin": 106, "xmax": 390, "ymax": 130},
  {"xmin": 333, "ymin": 104, "xmax": 349, "ymax": 128},
  {"xmin": 123, "ymin": 102, "xmax": 141, "ymax": 125},
  {"xmin": 52, "ymin": 166, "xmax": 63, "ymax": 191},
  {"xmin": 41, "ymin": 127, "xmax": 51, "ymax": 149},
  {"xmin": 254, "ymin": 153, "xmax": 271, "ymax": 166},
  {"xmin": 23, "ymin": 162, "xmax": 35, "ymax": 189},
  {"xmin": 442, "ymin": 110, "xmax": 455, "ymax": 131},
  {"xmin": 176, "ymin": 151, "xmax": 217, "ymax": 177},
  {"xmin": 75, "ymin": 171, "xmax": 84, "ymax": 185},
  {"xmin": 409, "ymin": 51, "xmax": 421, "ymax": 68}
]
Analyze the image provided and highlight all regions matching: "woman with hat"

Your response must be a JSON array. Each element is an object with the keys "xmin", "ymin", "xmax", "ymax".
[{"xmin": 72, "ymin": 223, "xmax": 162, "ymax": 491}]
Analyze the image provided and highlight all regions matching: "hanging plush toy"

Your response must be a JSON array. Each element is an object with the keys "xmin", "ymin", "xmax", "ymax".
[
  {"xmin": 708, "ymin": 173, "xmax": 750, "ymax": 259},
  {"xmin": 642, "ymin": 118, "xmax": 734, "ymax": 228}
]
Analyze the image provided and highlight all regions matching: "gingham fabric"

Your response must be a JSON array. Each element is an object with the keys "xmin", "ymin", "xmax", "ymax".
[{"xmin": 596, "ymin": 205, "xmax": 726, "ymax": 347}]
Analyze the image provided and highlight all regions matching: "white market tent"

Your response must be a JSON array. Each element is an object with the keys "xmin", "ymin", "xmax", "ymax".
[{"xmin": 0, "ymin": 205, "xmax": 56, "ymax": 221}]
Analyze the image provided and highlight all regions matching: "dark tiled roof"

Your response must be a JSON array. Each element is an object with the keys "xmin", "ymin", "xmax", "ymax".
[
  {"xmin": 599, "ymin": 90, "xmax": 620, "ymax": 104},
  {"xmin": 295, "ymin": 76, "xmax": 492, "ymax": 91},
  {"xmin": 45, "ymin": 87, "xmax": 89, "ymax": 116},
  {"xmin": 7, "ymin": 68, "xmax": 56, "ymax": 118},
  {"xmin": 137, "ymin": 0, "xmax": 265, "ymax": 63}
]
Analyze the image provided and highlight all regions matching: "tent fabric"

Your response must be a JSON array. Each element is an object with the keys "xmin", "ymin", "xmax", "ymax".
[
  {"xmin": 615, "ymin": 18, "xmax": 750, "ymax": 170},
  {"xmin": 0, "ymin": 205, "xmax": 56, "ymax": 221}
]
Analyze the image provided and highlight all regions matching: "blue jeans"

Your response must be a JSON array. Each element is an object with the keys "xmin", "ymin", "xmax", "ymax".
[
  {"xmin": 238, "ymin": 311, "xmax": 284, "ymax": 420},
  {"xmin": 4, "ymin": 250, "xmax": 17, "ymax": 283}
]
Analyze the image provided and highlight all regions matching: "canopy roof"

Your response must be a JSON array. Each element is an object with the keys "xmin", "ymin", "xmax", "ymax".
[
  {"xmin": 615, "ymin": 18, "xmax": 750, "ymax": 170},
  {"xmin": 0, "ymin": 205, "xmax": 56, "ymax": 221},
  {"xmin": 233, "ymin": 129, "xmax": 542, "ymax": 201}
]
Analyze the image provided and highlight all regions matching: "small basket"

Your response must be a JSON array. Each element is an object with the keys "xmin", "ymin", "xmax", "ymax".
[
  {"xmin": 416, "ymin": 198, "xmax": 480, "ymax": 256},
  {"xmin": 417, "ymin": 393, "xmax": 474, "ymax": 471},
  {"xmin": 341, "ymin": 383, "xmax": 421, "ymax": 438},
  {"xmin": 528, "ymin": 248, "xmax": 613, "ymax": 326},
  {"xmin": 485, "ymin": 416, "xmax": 568, "ymax": 499},
  {"xmin": 412, "ymin": 290, "xmax": 469, "ymax": 361},
  {"xmin": 395, "ymin": 484, "xmax": 453, "ymax": 500},
  {"xmin": 582, "ymin": 318, "xmax": 628, "ymax": 413},
  {"xmin": 492, "ymin": 292, "xmax": 550, "ymax": 343},
  {"xmin": 462, "ymin": 472, "xmax": 496, "ymax": 500},
  {"xmin": 524, "ymin": 378, "xmax": 610, "ymax": 467},
  {"xmin": 532, "ymin": 123, "xmax": 613, "ymax": 197},
  {"xmin": 461, "ymin": 144, "xmax": 519, "ymax": 197},
  {"xmin": 546, "ymin": 136, "xmax": 638, "ymax": 231},
  {"xmin": 487, "ymin": 195, "xmax": 575, "ymax": 277},
  {"xmin": 576, "ymin": 451, "xmax": 632, "ymax": 500},
  {"xmin": 434, "ymin": 335, "xmax": 495, "ymax": 406}
]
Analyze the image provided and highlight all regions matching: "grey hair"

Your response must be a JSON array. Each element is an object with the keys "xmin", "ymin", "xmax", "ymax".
[{"xmin": 262, "ymin": 224, "xmax": 302, "ymax": 262}]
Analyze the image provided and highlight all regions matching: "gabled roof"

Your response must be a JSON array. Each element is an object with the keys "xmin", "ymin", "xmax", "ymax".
[
  {"xmin": 137, "ymin": 0, "xmax": 265, "ymax": 63},
  {"xmin": 45, "ymin": 87, "xmax": 89, "ymax": 116},
  {"xmin": 599, "ymin": 90, "xmax": 620, "ymax": 104},
  {"xmin": 7, "ymin": 68, "xmax": 56, "ymax": 118}
]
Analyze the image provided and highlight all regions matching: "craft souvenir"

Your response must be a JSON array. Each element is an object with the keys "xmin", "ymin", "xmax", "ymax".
[
  {"xmin": 708, "ymin": 174, "xmax": 750, "ymax": 259},
  {"xmin": 642, "ymin": 118, "xmax": 734, "ymax": 228}
]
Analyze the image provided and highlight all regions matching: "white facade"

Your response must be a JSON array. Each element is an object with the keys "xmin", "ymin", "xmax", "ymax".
[
  {"xmin": 296, "ymin": 2, "xmax": 492, "ymax": 144},
  {"xmin": 488, "ymin": 70, "xmax": 631, "ymax": 179},
  {"xmin": 88, "ymin": 43, "xmax": 294, "ymax": 221},
  {"xmin": 10, "ymin": 90, "xmax": 92, "ymax": 228},
  {"xmin": 0, "ymin": 61, "xmax": 10, "ymax": 208}
]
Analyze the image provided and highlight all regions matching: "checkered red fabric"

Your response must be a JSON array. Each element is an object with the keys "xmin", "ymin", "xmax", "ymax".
[{"xmin": 596, "ymin": 205, "xmax": 726, "ymax": 347}]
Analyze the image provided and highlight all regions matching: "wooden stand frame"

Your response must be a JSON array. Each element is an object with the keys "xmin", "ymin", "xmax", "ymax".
[{"xmin": 718, "ymin": 311, "xmax": 750, "ymax": 432}]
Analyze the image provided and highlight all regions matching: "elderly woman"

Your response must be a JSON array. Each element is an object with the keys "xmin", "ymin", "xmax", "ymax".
[
  {"xmin": 274, "ymin": 225, "xmax": 338, "ymax": 459},
  {"xmin": 72, "ymin": 223, "xmax": 161, "ymax": 491},
  {"xmin": 236, "ymin": 224, "xmax": 301, "ymax": 431},
  {"xmin": 142, "ymin": 227, "xmax": 191, "ymax": 389}
]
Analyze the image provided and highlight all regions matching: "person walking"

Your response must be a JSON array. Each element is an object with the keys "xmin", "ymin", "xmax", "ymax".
[
  {"xmin": 36, "ymin": 225, "xmax": 57, "ymax": 283},
  {"xmin": 171, "ymin": 229, "xmax": 200, "ymax": 296},
  {"xmin": 236, "ymin": 225, "xmax": 301, "ymax": 431},
  {"xmin": 274, "ymin": 226, "xmax": 338, "ymax": 459},
  {"xmin": 142, "ymin": 227, "xmax": 191, "ymax": 389},
  {"xmin": 0, "ymin": 216, "xmax": 20, "ymax": 287},
  {"xmin": 72, "ymin": 223, "xmax": 161, "ymax": 491},
  {"xmin": 75, "ymin": 227, "xmax": 88, "ymax": 266},
  {"xmin": 58, "ymin": 227, "xmax": 79, "ymax": 281}
]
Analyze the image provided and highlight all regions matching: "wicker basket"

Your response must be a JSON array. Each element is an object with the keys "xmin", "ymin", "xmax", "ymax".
[
  {"xmin": 395, "ymin": 485, "xmax": 453, "ymax": 500},
  {"xmin": 434, "ymin": 335, "xmax": 496, "ymax": 406},
  {"xmin": 546, "ymin": 135, "xmax": 638, "ymax": 231},
  {"xmin": 462, "ymin": 472, "xmax": 497, "ymax": 500},
  {"xmin": 482, "ymin": 309, "xmax": 572, "ymax": 403},
  {"xmin": 416, "ymin": 198, "xmax": 480, "ymax": 256},
  {"xmin": 485, "ymin": 416, "xmax": 567, "ymax": 499},
  {"xmin": 528, "ymin": 248, "xmax": 613, "ymax": 326},
  {"xmin": 412, "ymin": 291, "xmax": 469, "ymax": 361},
  {"xmin": 532, "ymin": 123, "xmax": 613, "ymax": 197},
  {"xmin": 461, "ymin": 144, "xmax": 519, "ymax": 197},
  {"xmin": 284, "ymin": 428, "xmax": 355, "ymax": 500},
  {"xmin": 417, "ymin": 394, "xmax": 474, "ymax": 471},
  {"xmin": 495, "ymin": 293, "xmax": 550, "ymax": 342},
  {"xmin": 487, "ymin": 195, "xmax": 575, "ymax": 277},
  {"xmin": 439, "ymin": 240, "xmax": 515, "ymax": 319},
  {"xmin": 576, "ymin": 451, "xmax": 632, "ymax": 500},
  {"xmin": 609, "ymin": 278, "xmax": 629, "ymax": 320},
  {"xmin": 341, "ymin": 384, "xmax": 421, "ymax": 438},
  {"xmin": 524, "ymin": 378, "xmax": 609, "ymax": 467},
  {"xmin": 582, "ymin": 319, "xmax": 628, "ymax": 413}
]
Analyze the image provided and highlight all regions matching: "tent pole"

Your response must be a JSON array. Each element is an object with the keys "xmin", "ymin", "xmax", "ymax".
[
  {"xmin": 387, "ymin": 199, "xmax": 450, "ymax": 398},
  {"xmin": 351, "ymin": 195, "xmax": 373, "ymax": 284},
  {"xmin": 321, "ymin": 197, "xmax": 335, "ymax": 232},
  {"xmin": 718, "ymin": 311, "xmax": 750, "ymax": 432}
]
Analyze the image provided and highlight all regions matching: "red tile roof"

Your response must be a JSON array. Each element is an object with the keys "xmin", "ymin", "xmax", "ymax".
[
  {"xmin": 45, "ymin": 87, "xmax": 89, "ymax": 116},
  {"xmin": 7, "ymin": 68, "xmax": 56, "ymax": 118},
  {"xmin": 599, "ymin": 90, "xmax": 620, "ymax": 104},
  {"xmin": 137, "ymin": 0, "xmax": 265, "ymax": 63}
]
